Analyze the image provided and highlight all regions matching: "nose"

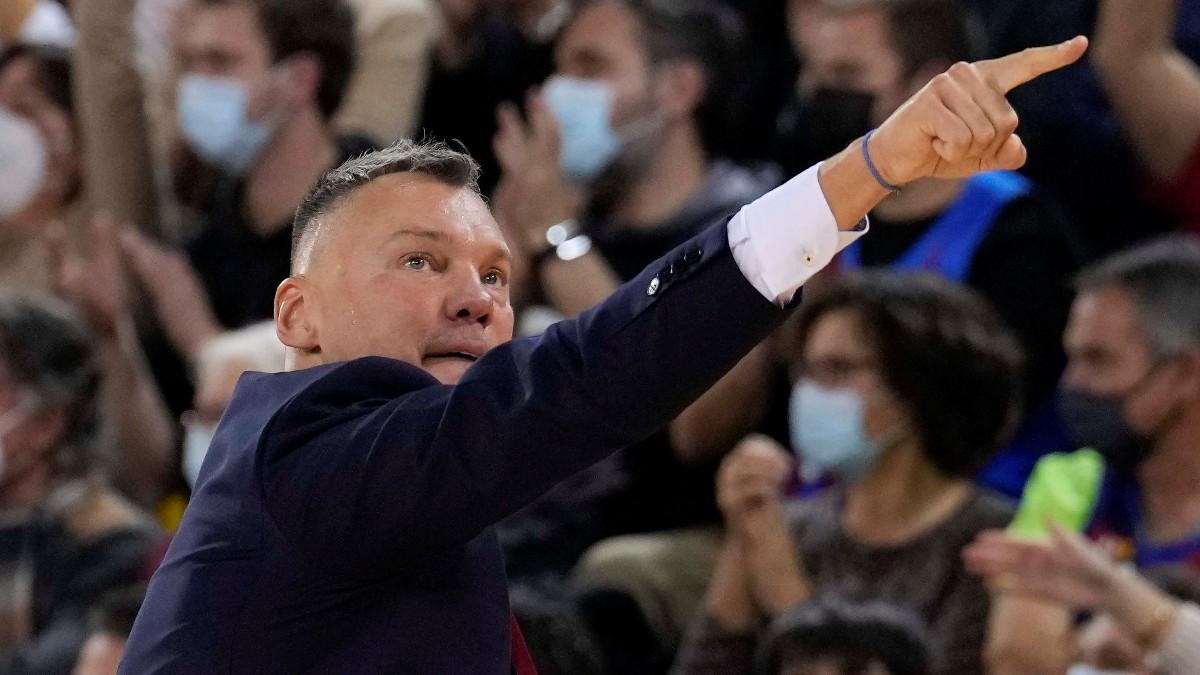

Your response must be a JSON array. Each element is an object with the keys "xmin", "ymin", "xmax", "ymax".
[{"xmin": 443, "ymin": 270, "xmax": 493, "ymax": 326}]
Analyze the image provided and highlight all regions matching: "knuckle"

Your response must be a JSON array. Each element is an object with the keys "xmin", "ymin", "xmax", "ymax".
[{"xmin": 948, "ymin": 61, "xmax": 972, "ymax": 77}]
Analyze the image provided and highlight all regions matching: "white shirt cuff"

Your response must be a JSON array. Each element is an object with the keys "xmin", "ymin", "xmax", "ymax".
[{"xmin": 729, "ymin": 163, "xmax": 868, "ymax": 305}]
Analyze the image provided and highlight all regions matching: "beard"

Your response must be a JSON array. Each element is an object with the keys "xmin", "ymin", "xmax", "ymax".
[{"xmin": 582, "ymin": 93, "xmax": 668, "ymax": 224}]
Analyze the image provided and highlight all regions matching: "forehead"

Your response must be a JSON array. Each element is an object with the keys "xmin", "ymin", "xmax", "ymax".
[
  {"xmin": 806, "ymin": 8, "xmax": 898, "ymax": 75},
  {"xmin": 557, "ymin": 3, "xmax": 646, "ymax": 67},
  {"xmin": 318, "ymin": 173, "xmax": 507, "ymax": 255},
  {"xmin": 805, "ymin": 308, "xmax": 871, "ymax": 355},
  {"xmin": 181, "ymin": 2, "xmax": 268, "ymax": 55},
  {"xmin": 1066, "ymin": 286, "xmax": 1145, "ymax": 347}
]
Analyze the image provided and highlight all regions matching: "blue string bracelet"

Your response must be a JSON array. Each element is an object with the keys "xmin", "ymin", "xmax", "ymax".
[{"xmin": 862, "ymin": 129, "xmax": 900, "ymax": 193}]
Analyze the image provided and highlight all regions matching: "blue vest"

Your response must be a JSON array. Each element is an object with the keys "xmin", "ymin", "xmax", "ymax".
[{"xmin": 840, "ymin": 170, "xmax": 1031, "ymax": 281}]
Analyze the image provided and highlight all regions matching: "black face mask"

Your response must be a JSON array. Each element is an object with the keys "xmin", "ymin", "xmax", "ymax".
[
  {"xmin": 781, "ymin": 88, "xmax": 877, "ymax": 170},
  {"xmin": 1057, "ymin": 386, "xmax": 1154, "ymax": 472}
]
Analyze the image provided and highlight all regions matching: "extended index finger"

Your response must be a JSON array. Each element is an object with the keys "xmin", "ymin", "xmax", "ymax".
[{"xmin": 978, "ymin": 36, "xmax": 1088, "ymax": 94}]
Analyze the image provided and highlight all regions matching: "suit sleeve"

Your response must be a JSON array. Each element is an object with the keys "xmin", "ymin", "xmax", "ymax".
[{"xmin": 260, "ymin": 175, "xmax": 860, "ymax": 575}]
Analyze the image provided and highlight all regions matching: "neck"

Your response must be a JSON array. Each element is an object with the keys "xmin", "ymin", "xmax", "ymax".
[
  {"xmin": 841, "ymin": 439, "xmax": 971, "ymax": 546},
  {"xmin": 615, "ymin": 122, "xmax": 709, "ymax": 228},
  {"xmin": 871, "ymin": 177, "xmax": 966, "ymax": 222},
  {"xmin": 245, "ymin": 108, "xmax": 336, "ymax": 237},
  {"xmin": 1137, "ymin": 404, "xmax": 1200, "ymax": 542}
]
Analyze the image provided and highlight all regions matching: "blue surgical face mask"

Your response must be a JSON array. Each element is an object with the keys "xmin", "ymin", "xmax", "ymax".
[
  {"xmin": 177, "ymin": 74, "xmax": 277, "ymax": 175},
  {"xmin": 789, "ymin": 380, "xmax": 886, "ymax": 482},
  {"xmin": 542, "ymin": 75, "xmax": 622, "ymax": 184}
]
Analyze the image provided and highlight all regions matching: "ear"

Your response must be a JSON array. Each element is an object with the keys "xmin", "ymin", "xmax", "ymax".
[
  {"xmin": 282, "ymin": 53, "xmax": 323, "ymax": 108},
  {"xmin": 274, "ymin": 276, "xmax": 320, "ymax": 353},
  {"xmin": 656, "ymin": 60, "xmax": 706, "ymax": 120}
]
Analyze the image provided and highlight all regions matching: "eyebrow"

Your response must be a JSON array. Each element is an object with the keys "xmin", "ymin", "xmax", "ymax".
[
  {"xmin": 387, "ymin": 227, "xmax": 513, "ymax": 263},
  {"xmin": 388, "ymin": 228, "xmax": 447, "ymax": 242}
]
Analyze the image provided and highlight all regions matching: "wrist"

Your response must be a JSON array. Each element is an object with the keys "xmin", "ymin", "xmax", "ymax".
[
  {"xmin": 817, "ymin": 139, "xmax": 893, "ymax": 231},
  {"xmin": 1108, "ymin": 565, "xmax": 1180, "ymax": 650}
]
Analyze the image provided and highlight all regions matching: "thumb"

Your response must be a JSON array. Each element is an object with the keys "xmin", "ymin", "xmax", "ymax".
[{"xmin": 986, "ymin": 134, "xmax": 1028, "ymax": 172}]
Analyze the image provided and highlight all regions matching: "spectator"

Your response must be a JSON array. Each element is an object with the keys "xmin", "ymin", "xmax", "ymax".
[
  {"xmin": 713, "ymin": 0, "xmax": 1084, "ymax": 498},
  {"xmin": 0, "ymin": 292, "xmax": 160, "ymax": 674},
  {"xmin": 183, "ymin": 322, "xmax": 284, "ymax": 488},
  {"xmin": 967, "ymin": 524, "xmax": 1200, "ymax": 675},
  {"xmin": 758, "ymin": 598, "xmax": 932, "ymax": 675},
  {"xmin": 491, "ymin": 0, "xmax": 777, "ymax": 649},
  {"xmin": 1093, "ymin": 0, "xmax": 1200, "ymax": 232},
  {"xmin": 984, "ymin": 236, "xmax": 1200, "ymax": 674},
  {"xmin": 172, "ymin": 0, "xmax": 371, "ymax": 331},
  {"xmin": 72, "ymin": 585, "xmax": 145, "ymax": 675},
  {"xmin": 673, "ymin": 272, "xmax": 1021, "ymax": 675},
  {"xmin": 0, "ymin": 43, "xmax": 81, "ymax": 293}
]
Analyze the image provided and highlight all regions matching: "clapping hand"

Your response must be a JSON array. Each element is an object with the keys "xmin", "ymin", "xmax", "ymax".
[
  {"xmin": 963, "ymin": 523, "xmax": 1119, "ymax": 610},
  {"xmin": 493, "ymin": 93, "xmax": 583, "ymax": 253}
]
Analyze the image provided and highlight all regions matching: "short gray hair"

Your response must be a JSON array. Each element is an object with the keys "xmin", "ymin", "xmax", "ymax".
[
  {"xmin": 0, "ymin": 291, "xmax": 101, "ymax": 478},
  {"xmin": 1075, "ymin": 235, "xmax": 1200, "ymax": 357},
  {"xmin": 291, "ymin": 139, "xmax": 481, "ymax": 272}
]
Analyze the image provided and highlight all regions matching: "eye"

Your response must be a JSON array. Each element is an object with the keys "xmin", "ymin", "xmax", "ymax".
[
  {"xmin": 402, "ymin": 255, "xmax": 429, "ymax": 271},
  {"xmin": 482, "ymin": 269, "xmax": 506, "ymax": 286}
]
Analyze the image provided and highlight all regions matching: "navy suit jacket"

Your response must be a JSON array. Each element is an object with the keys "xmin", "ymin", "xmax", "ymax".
[{"xmin": 121, "ymin": 220, "xmax": 792, "ymax": 674}]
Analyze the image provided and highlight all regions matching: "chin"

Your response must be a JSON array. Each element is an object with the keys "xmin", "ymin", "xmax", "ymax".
[{"xmin": 424, "ymin": 360, "xmax": 472, "ymax": 385}]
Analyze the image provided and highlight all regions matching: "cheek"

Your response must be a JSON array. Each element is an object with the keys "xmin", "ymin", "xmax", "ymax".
[
  {"xmin": 489, "ymin": 303, "xmax": 516, "ymax": 343},
  {"xmin": 861, "ymin": 391, "xmax": 907, "ymax": 439}
]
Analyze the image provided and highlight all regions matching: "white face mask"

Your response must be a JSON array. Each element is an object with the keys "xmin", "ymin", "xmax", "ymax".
[
  {"xmin": 0, "ymin": 109, "xmax": 47, "ymax": 219},
  {"xmin": 182, "ymin": 421, "xmax": 217, "ymax": 489}
]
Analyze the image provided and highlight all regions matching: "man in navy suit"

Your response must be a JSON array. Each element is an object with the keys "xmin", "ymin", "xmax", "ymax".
[{"xmin": 120, "ymin": 34, "xmax": 1088, "ymax": 674}]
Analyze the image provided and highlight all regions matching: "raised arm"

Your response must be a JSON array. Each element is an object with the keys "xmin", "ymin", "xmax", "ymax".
[
  {"xmin": 261, "ymin": 39, "xmax": 1089, "ymax": 574},
  {"xmin": 1093, "ymin": 0, "xmax": 1200, "ymax": 183},
  {"xmin": 71, "ymin": 0, "xmax": 161, "ymax": 233}
]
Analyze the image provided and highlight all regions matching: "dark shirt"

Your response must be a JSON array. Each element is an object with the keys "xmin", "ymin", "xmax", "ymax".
[
  {"xmin": 186, "ymin": 135, "xmax": 376, "ymax": 330},
  {"xmin": 419, "ymin": 11, "xmax": 554, "ymax": 196}
]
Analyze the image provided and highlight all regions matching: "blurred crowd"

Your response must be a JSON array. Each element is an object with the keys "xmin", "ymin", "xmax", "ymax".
[{"xmin": 0, "ymin": 0, "xmax": 1199, "ymax": 673}]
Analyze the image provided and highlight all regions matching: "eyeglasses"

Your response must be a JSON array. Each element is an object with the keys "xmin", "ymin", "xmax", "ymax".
[{"xmin": 796, "ymin": 356, "xmax": 878, "ymax": 388}]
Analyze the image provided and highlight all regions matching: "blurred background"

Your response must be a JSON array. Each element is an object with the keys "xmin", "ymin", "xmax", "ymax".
[{"xmin": 1, "ymin": 0, "xmax": 1199, "ymax": 673}]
